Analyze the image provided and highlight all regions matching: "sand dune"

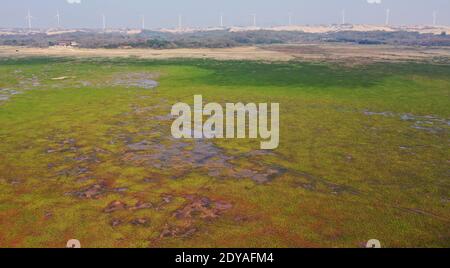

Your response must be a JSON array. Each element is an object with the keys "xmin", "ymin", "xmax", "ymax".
[{"xmin": 1, "ymin": 24, "xmax": 449, "ymax": 36}]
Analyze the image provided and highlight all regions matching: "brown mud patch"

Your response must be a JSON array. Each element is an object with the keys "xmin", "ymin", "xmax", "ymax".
[
  {"xmin": 173, "ymin": 195, "xmax": 232, "ymax": 221},
  {"xmin": 159, "ymin": 224, "xmax": 198, "ymax": 238},
  {"xmin": 68, "ymin": 183, "xmax": 108, "ymax": 199},
  {"xmin": 131, "ymin": 217, "xmax": 150, "ymax": 226},
  {"xmin": 292, "ymin": 171, "xmax": 359, "ymax": 195},
  {"xmin": 103, "ymin": 200, "xmax": 154, "ymax": 213},
  {"xmin": 158, "ymin": 195, "xmax": 232, "ymax": 239},
  {"xmin": 68, "ymin": 182, "xmax": 127, "ymax": 199}
]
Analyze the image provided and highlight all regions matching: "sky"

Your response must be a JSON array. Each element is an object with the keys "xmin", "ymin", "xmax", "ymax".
[{"xmin": 0, "ymin": 0, "xmax": 449, "ymax": 29}]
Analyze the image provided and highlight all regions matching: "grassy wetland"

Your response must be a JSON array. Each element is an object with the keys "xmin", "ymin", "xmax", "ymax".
[{"xmin": 0, "ymin": 57, "xmax": 449, "ymax": 247}]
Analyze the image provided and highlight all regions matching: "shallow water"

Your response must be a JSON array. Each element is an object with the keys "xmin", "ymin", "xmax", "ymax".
[{"xmin": 113, "ymin": 73, "xmax": 159, "ymax": 89}]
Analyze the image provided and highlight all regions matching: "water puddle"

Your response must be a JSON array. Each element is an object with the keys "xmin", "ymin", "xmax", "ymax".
[
  {"xmin": 112, "ymin": 72, "xmax": 159, "ymax": 89},
  {"xmin": 123, "ymin": 137, "xmax": 285, "ymax": 184},
  {"xmin": 363, "ymin": 110, "xmax": 449, "ymax": 134}
]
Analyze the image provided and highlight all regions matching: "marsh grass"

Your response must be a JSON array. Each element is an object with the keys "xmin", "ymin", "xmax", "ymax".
[{"xmin": 0, "ymin": 57, "xmax": 448, "ymax": 247}]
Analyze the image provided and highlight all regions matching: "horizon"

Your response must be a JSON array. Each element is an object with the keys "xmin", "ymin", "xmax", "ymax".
[
  {"xmin": 0, "ymin": 0, "xmax": 449, "ymax": 29},
  {"xmin": 1, "ymin": 22, "xmax": 449, "ymax": 31}
]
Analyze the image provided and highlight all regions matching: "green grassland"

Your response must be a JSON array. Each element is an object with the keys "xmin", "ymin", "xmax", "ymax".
[{"xmin": 0, "ymin": 57, "xmax": 449, "ymax": 247}]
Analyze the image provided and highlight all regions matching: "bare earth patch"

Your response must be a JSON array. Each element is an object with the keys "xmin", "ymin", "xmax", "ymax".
[
  {"xmin": 159, "ymin": 195, "xmax": 232, "ymax": 239},
  {"xmin": 1, "ymin": 44, "xmax": 449, "ymax": 64},
  {"xmin": 0, "ymin": 46, "xmax": 293, "ymax": 61}
]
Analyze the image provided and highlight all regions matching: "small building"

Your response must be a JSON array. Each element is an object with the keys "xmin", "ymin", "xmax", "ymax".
[{"xmin": 53, "ymin": 41, "xmax": 79, "ymax": 48}]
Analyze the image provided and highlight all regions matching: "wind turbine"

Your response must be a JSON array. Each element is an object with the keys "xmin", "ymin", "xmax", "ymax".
[
  {"xmin": 385, "ymin": 9, "xmax": 390, "ymax": 26},
  {"xmin": 178, "ymin": 14, "xmax": 182, "ymax": 29},
  {"xmin": 288, "ymin": 13, "xmax": 293, "ymax": 26},
  {"xmin": 341, "ymin": 9, "xmax": 346, "ymax": 25},
  {"xmin": 251, "ymin": 13, "xmax": 257, "ymax": 27},
  {"xmin": 433, "ymin": 11, "xmax": 437, "ymax": 26},
  {"xmin": 25, "ymin": 10, "xmax": 33, "ymax": 31},
  {"xmin": 102, "ymin": 14, "xmax": 106, "ymax": 31},
  {"xmin": 141, "ymin": 15, "xmax": 145, "ymax": 30},
  {"xmin": 56, "ymin": 10, "xmax": 61, "ymax": 28},
  {"xmin": 220, "ymin": 13, "xmax": 224, "ymax": 28}
]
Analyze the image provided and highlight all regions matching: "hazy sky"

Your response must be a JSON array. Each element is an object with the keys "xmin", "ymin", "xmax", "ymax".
[{"xmin": 0, "ymin": 0, "xmax": 449, "ymax": 29}]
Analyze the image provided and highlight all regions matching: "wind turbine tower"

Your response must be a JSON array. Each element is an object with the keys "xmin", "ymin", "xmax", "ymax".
[
  {"xmin": 178, "ymin": 14, "xmax": 182, "ymax": 29},
  {"xmin": 433, "ymin": 11, "xmax": 437, "ymax": 26},
  {"xmin": 142, "ymin": 15, "xmax": 145, "ymax": 30},
  {"xmin": 385, "ymin": 9, "xmax": 390, "ymax": 25},
  {"xmin": 220, "ymin": 13, "xmax": 224, "ymax": 28},
  {"xmin": 56, "ymin": 10, "xmax": 61, "ymax": 28},
  {"xmin": 341, "ymin": 9, "xmax": 346, "ymax": 25},
  {"xmin": 252, "ymin": 13, "xmax": 257, "ymax": 27},
  {"xmin": 288, "ymin": 13, "xmax": 292, "ymax": 26},
  {"xmin": 102, "ymin": 14, "xmax": 106, "ymax": 31},
  {"xmin": 25, "ymin": 10, "xmax": 33, "ymax": 31}
]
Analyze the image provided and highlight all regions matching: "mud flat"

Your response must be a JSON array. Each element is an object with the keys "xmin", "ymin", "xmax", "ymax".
[
  {"xmin": 263, "ymin": 44, "xmax": 450, "ymax": 64},
  {"xmin": 0, "ymin": 45, "xmax": 293, "ymax": 61},
  {"xmin": 1, "ymin": 44, "xmax": 450, "ymax": 63}
]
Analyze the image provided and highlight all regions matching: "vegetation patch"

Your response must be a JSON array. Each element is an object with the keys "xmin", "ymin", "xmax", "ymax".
[{"xmin": 0, "ymin": 57, "xmax": 448, "ymax": 247}]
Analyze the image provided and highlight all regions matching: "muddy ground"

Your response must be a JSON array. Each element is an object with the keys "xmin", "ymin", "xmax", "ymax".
[{"xmin": 1, "ymin": 44, "xmax": 450, "ymax": 64}]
